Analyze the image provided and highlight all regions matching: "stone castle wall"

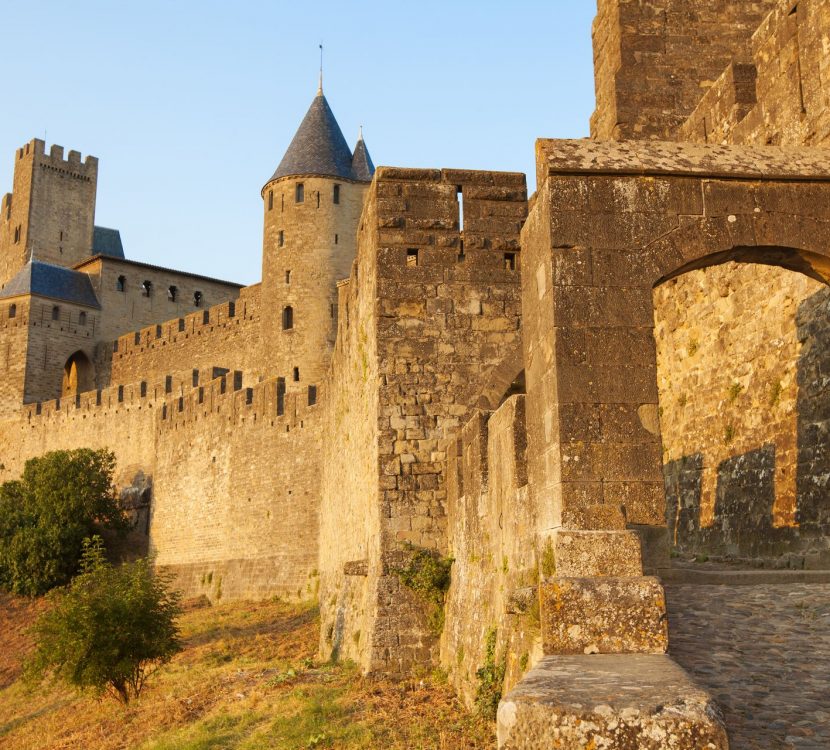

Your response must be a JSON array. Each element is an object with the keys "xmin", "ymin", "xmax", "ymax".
[
  {"xmin": 151, "ymin": 375, "xmax": 322, "ymax": 601},
  {"xmin": 442, "ymin": 396, "xmax": 542, "ymax": 709},
  {"xmin": 318, "ymin": 166, "xmax": 527, "ymax": 675}
]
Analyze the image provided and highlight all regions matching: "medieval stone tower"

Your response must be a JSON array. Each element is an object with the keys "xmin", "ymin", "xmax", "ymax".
[
  {"xmin": 0, "ymin": 140, "xmax": 99, "ymax": 287},
  {"xmin": 260, "ymin": 85, "xmax": 374, "ymax": 384}
]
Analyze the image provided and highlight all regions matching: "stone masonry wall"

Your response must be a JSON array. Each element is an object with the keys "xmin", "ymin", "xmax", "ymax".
[
  {"xmin": 318, "ymin": 166, "xmax": 527, "ymax": 675},
  {"xmin": 152, "ymin": 374, "xmax": 322, "ymax": 601},
  {"xmin": 591, "ymin": 0, "xmax": 779, "ymax": 140},
  {"xmin": 0, "ymin": 298, "xmax": 31, "ymax": 418},
  {"xmin": 679, "ymin": 0, "xmax": 830, "ymax": 148},
  {"xmin": 442, "ymin": 396, "xmax": 543, "ymax": 709},
  {"xmin": 655, "ymin": 262, "xmax": 829, "ymax": 563}
]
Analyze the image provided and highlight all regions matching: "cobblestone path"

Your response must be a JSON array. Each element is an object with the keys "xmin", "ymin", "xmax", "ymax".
[{"xmin": 665, "ymin": 583, "xmax": 830, "ymax": 750}]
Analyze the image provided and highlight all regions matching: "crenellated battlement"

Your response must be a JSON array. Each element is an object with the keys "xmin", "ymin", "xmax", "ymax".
[
  {"xmin": 112, "ymin": 296, "xmax": 258, "ymax": 360},
  {"xmin": 16, "ymin": 139, "xmax": 98, "ymax": 181},
  {"xmin": 22, "ymin": 365, "xmax": 237, "ymax": 424},
  {"xmin": 1, "ymin": 193, "xmax": 11, "ymax": 220},
  {"xmin": 158, "ymin": 372, "xmax": 321, "ymax": 432}
]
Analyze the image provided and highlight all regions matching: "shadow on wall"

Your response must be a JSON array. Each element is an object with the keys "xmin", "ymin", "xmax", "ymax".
[{"xmin": 664, "ymin": 287, "xmax": 830, "ymax": 567}]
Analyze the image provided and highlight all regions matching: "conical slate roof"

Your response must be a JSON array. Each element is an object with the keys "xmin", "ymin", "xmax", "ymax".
[
  {"xmin": 351, "ymin": 129, "xmax": 375, "ymax": 182},
  {"xmin": 269, "ymin": 91, "xmax": 357, "ymax": 183},
  {"xmin": 0, "ymin": 260, "xmax": 100, "ymax": 308}
]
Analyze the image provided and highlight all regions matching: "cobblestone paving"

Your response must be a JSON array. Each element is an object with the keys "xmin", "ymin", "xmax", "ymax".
[{"xmin": 665, "ymin": 583, "xmax": 830, "ymax": 750}]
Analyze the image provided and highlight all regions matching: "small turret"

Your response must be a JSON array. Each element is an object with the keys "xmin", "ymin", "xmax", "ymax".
[{"xmin": 351, "ymin": 127, "xmax": 375, "ymax": 182}]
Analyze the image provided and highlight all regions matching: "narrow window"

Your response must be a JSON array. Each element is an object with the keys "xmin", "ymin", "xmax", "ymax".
[
  {"xmin": 333, "ymin": 184, "xmax": 340, "ymax": 204},
  {"xmin": 276, "ymin": 377, "xmax": 285, "ymax": 416},
  {"xmin": 13, "ymin": 226, "xmax": 20, "ymax": 244},
  {"xmin": 316, "ymin": 191, "xmax": 320, "ymax": 208},
  {"xmin": 282, "ymin": 305, "xmax": 294, "ymax": 330},
  {"xmin": 278, "ymin": 230, "xmax": 284, "ymax": 247},
  {"xmin": 295, "ymin": 182, "xmax": 304, "ymax": 203},
  {"xmin": 192, "ymin": 369, "xmax": 199, "ymax": 387},
  {"xmin": 456, "ymin": 185, "xmax": 464, "ymax": 231},
  {"xmin": 285, "ymin": 270, "xmax": 291, "ymax": 284},
  {"xmin": 9, "ymin": 304, "xmax": 16, "ymax": 319},
  {"xmin": 335, "ymin": 233, "xmax": 338, "ymax": 245},
  {"xmin": 308, "ymin": 385, "xmax": 317, "ymax": 405},
  {"xmin": 281, "ymin": 194, "xmax": 284, "ymax": 212},
  {"xmin": 142, "ymin": 280, "xmax": 152, "ymax": 297},
  {"xmin": 51, "ymin": 306, "xmax": 60, "ymax": 321},
  {"xmin": 458, "ymin": 239, "xmax": 465, "ymax": 263},
  {"xmin": 193, "ymin": 291, "xmax": 203, "ymax": 307},
  {"xmin": 268, "ymin": 190, "xmax": 274, "ymax": 210},
  {"xmin": 116, "ymin": 275, "xmax": 126, "ymax": 292},
  {"xmin": 79, "ymin": 311, "xmax": 87, "ymax": 325},
  {"xmin": 330, "ymin": 303, "xmax": 335, "ymax": 318},
  {"xmin": 406, "ymin": 248, "xmax": 419, "ymax": 267},
  {"xmin": 168, "ymin": 285, "xmax": 177, "ymax": 301},
  {"xmin": 165, "ymin": 375, "xmax": 172, "ymax": 393},
  {"xmin": 504, "ymin": 252, "xmax": 517, "ymax": 271},
  {"xmin": 293, "ymin": 366, "xmax": 300, "ymax": 382},
  {"xmin": 59, "ymin": 230, "xmax": 63, "ymax": 242}
]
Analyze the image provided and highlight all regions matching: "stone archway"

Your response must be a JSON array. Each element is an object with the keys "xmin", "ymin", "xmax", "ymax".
[
  {"xmin": 517, "ymin": 139, "xmax": 830, "ymax": 662},
  {"xmin": 61, "ymin": 351, "xmax": 95, "ymax": 397}
]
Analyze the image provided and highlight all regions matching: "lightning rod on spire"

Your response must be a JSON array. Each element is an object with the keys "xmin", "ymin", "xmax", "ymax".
[{"xmin": 318, "ymin": 44, "xmax": 323, "ymax": 93}]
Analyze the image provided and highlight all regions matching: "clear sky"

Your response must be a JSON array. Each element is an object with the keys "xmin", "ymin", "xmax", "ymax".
[{"xmin": 0, "ymin": 1, "xmax": 597, "ymax": 285}]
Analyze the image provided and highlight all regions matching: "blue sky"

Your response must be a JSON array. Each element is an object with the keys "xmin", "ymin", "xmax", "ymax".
[{"xmin": 0, "ymin": 1, "xmax": 596, "ymax": 285}]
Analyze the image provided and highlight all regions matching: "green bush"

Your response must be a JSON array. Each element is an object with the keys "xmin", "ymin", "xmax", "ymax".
[
  {"xmin": 475, "ymin": 627, "xmax": 506, "ymax": 720},
  {"xmin": 0, "ymin": 448, "xmax": 128, "ymax": 596},
  {"xmin": 26, "ymin": 537, "xmax": 182, "ymax": 704},
  {"xmin": 392, "ymin": 545, "xmax": 453, "ymax": 635}
]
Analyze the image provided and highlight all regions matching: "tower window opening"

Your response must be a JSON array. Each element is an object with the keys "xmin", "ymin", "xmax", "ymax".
[
  {"xmin": 78, "ymin": 311, "xmax": 87, "ymax": 326},
  {"xmin": 335, "ymin": 233, "xmax": 338, "ymax": 245},
  {"xmin": 278, "ymin": 230, "xmax": 284, "ymax": 247},
  {"xmin": 168, "ymin": 285, "xmax": 177, "ymax": 301},
  {"xmin": 295, "ymin": 183, "xmax": 304, "ymax": 203},
  {"xmin": 286, "ymin": 270, "xmax": 291, "ymax": 284},
  {"xmin": 308, "ymin": 385, "xmax": 317, "ymax": 405},
  {"xmin": 282, "ymin": 305, "xmax": 294, "ymax": 330},
  {"xmin": 268, "ymin": 190, "xmax": 274, "ymax": 211},
  {"xmin": 333, "ymin": 184, "xmax": 340, "ymax": 204},
  {"xmin": 504, "ymin": 252, "xmax": 517, "ymax": 271},
  {"xmin": 316, "ymin": 191, "xmax": 320, "ymax": 208},
  {"xmin": 116, "ymin": 275, "xmax": 126, "ymax": 292},
  {"xmin": 456, "ymin": 185, "xmax": 464, "ymax": 231},
  {"xmin": 293, "ymin": 366, "xmax": 300, "ymax": 382},
  {"xmin": 59, "ymin": 231, "xmax": 63, "ymax": 241},
  {"xmin": 193, "ymin": 291, "xmax": 203, "ymax": 307},
  {"xmin": 9, "ymin": 304, "xmax": 16, "ymax": 319},
  {"xmin": 406, "ymin": 248, "xmax": 419, "ymax": 267},
  {"xmin": 13, "ymin": 225, "xmax": 21, "ymax": 244},
  {"xmin": 330, "ymin": 303, "xmax": 335, "ymax": 318},
  {"xmin": 51, "ymin": 305, "xmax": 60, "ymax": 321},
  {"xmin": 142, "ymin": 280, "xmax": 152, "ymax": 297},
  {"xmin": 281, "ymin": 194, "xmax": 284, "ymax": 212}
]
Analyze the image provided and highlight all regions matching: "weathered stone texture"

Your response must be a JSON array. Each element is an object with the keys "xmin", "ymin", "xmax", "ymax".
[
  {"xmin": 442, "ymin": 397, "xmax": 542, "ymax": 708},
  {"xmin": 498, "ymin": 655, "xmax": 728, "ymax": 749}
]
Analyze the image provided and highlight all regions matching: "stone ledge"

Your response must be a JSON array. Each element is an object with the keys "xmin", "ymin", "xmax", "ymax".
[{"xmin": 497, "ymin": 654, "xmax": 728, "ymax": 749}]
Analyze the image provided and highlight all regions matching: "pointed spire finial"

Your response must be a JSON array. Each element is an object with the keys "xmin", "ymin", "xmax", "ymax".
[
  {"xmin": 359, "ymin": 125, "xmax": 363, "ymax": 141},
  {"xmin": 318, "ymin": 44, "xmax": 323, "ymax": 94}
]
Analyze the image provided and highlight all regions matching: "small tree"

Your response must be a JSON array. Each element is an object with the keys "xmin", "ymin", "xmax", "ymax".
[
  {"xmin": 0, "ymin": 448, "xmax": 128, "ymax": 595},
  {"xmin": 26, "ymin": 537, "xmax": 182, "ymax": 704}
]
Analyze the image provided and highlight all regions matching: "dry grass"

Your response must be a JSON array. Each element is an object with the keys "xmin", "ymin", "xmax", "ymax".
[{"xmin": 0, "ymin": 594, "xmax": 494, "ymax": 750}]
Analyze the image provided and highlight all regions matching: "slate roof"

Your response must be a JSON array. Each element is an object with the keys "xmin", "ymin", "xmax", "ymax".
[
  {"xmin": 269, "ymin": 91, "xmax": 372, "ymax": 183},
  {"xmin": 92, "ymin": 226, "xmax": 125, "ymax": 259},
  {"xmin": 351, "ymin": 131, "xmax": 375, "ymax": 182},
  {"xmin": 0, "ymin": 260, "xmax": 101, "ymax": 308}
]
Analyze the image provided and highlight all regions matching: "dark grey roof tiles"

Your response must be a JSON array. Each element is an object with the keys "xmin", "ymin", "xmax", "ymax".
[
  {"xmin": 0, "ymin": 261, "xmax": 101, "ymax": 308},
  {"xmin": 351, "ymin": 131, "xmax": 375, "ymax": 182},
  {"xmin": 93, "ymin": 226, "xmax": 125, "ymax": 259},
  {"xmin": 269, "ymin": 92, "xmax": 357, "ymax": 182}
]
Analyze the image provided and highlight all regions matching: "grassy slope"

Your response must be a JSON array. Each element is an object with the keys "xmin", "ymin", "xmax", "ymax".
[{"xmin": 0, "ymin": 595, "xmax": 494, "ymax": 750}]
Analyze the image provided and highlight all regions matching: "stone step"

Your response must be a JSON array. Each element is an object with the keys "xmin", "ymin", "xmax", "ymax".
[{"xmin": 497, "ymin": 654, "xmax": 728, "ymax": 749}]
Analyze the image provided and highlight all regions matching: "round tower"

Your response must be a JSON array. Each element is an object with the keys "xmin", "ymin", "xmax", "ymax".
[{"xmin": 260, "ymin": 87, "xmax": 374, "ymax": 388}]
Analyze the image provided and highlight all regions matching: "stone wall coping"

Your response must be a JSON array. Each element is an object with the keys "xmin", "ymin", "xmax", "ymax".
[{"xmin": 537, "ymin": 139, "xmax": 830, "ymax": 186}]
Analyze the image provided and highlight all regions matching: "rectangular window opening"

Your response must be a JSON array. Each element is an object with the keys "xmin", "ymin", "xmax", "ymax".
[
  {"xmin": 285, "ymin": 270, "xmax": 291, "ymax": 284},
  {"xmin": 504, "ymin": 252, "xmax": 517, "ymax": 271},
  {"xmin": 406, "ymin": 248, "xmax": 419, "ymax": 267},
  {"xmin": 308, "ymin": 385, "xmax": 317, "ymax": 406},
  {"xmin": 278, "ymin": 230, "xmax": 284, "ymax": 247},
  {"xmin": 456, "ymin": 185, "xmax": 464, "ymax": 231},
  {"xmin": 333, "ymin": 184, "xmax": 340, "ymax": 204},
  {"xmin": 295, "ymin": 182, "xmax": 304, "ymax": 203},
  {"xmin": 334, "ymin": 233, "xmax": 338, "ymax": 245},
  {"xmin": 268, "ymin": 190, "xmax": 274, "ymax": 210}
]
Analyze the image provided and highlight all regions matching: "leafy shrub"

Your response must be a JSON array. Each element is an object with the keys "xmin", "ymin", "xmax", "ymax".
[
  {"xmin": 392, "ymin": 545, "xmax": 453, "ymax": 635},
  {"xmin": 0, "ymin": 449, "xmax": 128, "ymax": 595},
  {"xmin": 475, "ymin": 627, "xmax": 506, "ymax": 720},
  {"xmin": 26, "ymin": 537, "xmax": 182, "ymax": 704}
]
